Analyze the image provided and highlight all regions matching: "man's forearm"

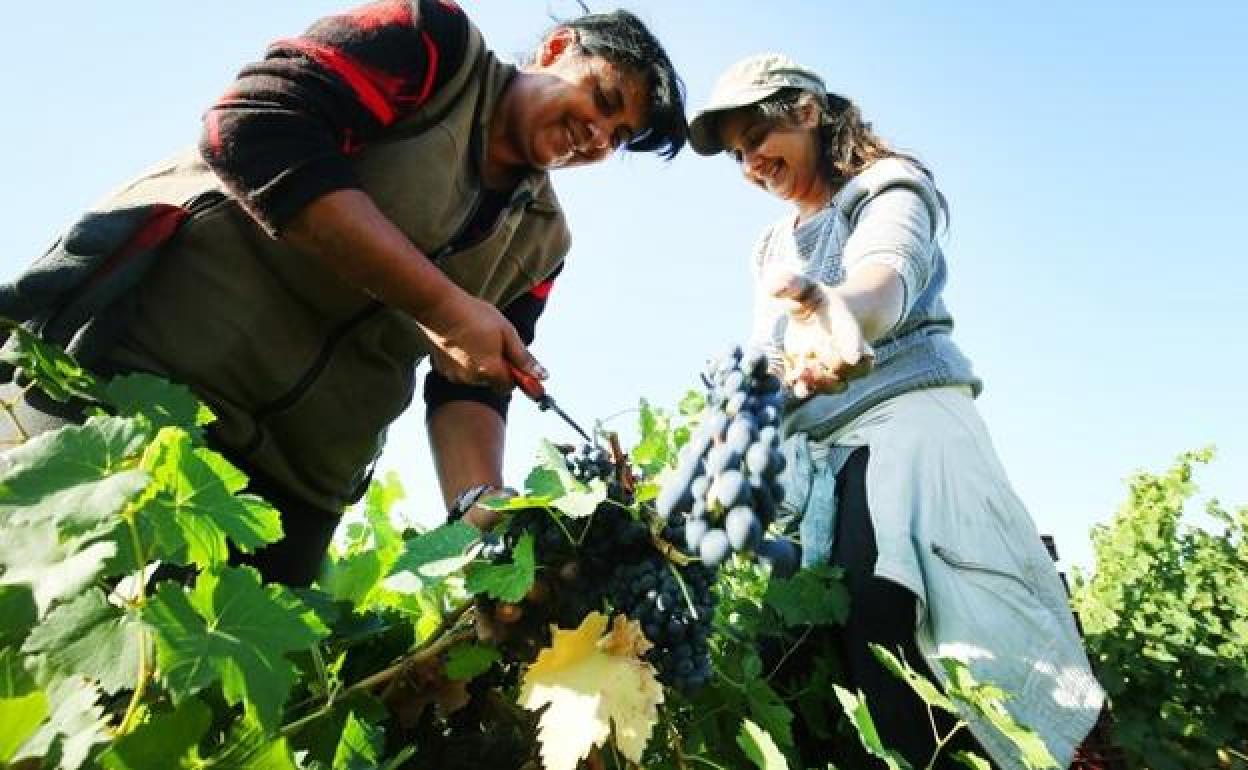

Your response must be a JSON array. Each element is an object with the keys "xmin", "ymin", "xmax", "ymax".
[{"xmin": 427, "ymin": 400, "xmax": 507, "ymax": 528}]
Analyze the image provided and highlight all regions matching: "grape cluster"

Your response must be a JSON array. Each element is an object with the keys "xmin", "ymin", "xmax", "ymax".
[
  {"xmin": 605, "ymin": 554, "xmax": 715, "ymax": 692},
  {"xmin": 563, "ymin": 443, "xmax": 614, "ymax": 483},
  {"xmin": 656, "ymin": 346, "xmax": 802, "ymax": 577}
]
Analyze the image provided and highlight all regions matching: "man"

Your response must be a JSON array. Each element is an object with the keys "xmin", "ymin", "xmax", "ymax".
[{"xmin": 0, "ymin": 0, "xmax": 686, "ymax": 585}]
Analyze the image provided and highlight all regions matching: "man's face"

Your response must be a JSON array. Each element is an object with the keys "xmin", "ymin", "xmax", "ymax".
[{"xmin": 517, "ymin": 29, "xmax": 650, "ymax": 170}]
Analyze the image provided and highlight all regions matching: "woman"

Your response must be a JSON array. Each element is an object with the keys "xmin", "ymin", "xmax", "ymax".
[
  {"xmin": 688, "ymin": 54, "xmax": 1103, "ymax": 769},
  {"xmin": 0, "ymin": 1, "xmax": 686, "ymax": 586}
]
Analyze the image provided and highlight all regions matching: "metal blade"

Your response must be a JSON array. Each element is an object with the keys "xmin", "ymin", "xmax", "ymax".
[{"xmin": 546, "ymin": 398, "xmax": 592, "ymax": 444}]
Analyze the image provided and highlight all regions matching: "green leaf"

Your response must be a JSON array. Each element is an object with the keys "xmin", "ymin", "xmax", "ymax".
[
  {"xmin": 632, "ymin": 399, "xmax": 671, "ymax": 476},
  {"xmin": 207, "ymin": 721, "xmax": 299, "ymax": 770},
  {"xmin": 0, "ymin": 688, "xmax": 47, "ymax": 762},
  {"xmin": 143, "ymin": 566, "xmax": 328, "ymax": 731},
  {"xmin": 526, "ymin": 441, "xmax": 607, "ymax": 519},
  {"xmin": 0, "ymin": 319, "xmax": 100, "ymax": 403},
  {"xmin": 763, "ymin": 565, "xmax": 849, "ymax": 627},
  {"xmin": 0, "ymin": 520, "xmax": 118, "ymax": 617},
  {"xmin": 0, "ymin": 646, "xmax": 36, "ymax": 695},
  {"xmin": 320, "ymin": 550, "xmax": 383, "ymax": 605},
  {"xmin": 832, "ymin": 685, "xmax": 913, "ymax": 770},
  {"xmin": 99, "ymin": 698, "xmax": 211, "ymax": 770},
  {"xmin": 737, "ymin": 718, "xmax": 789, "ymax": 770},
  {"xmin": 445, "ymin": 642, "xmax": 501, "ymax": 680},
  {"xmin": 388, "ymin": 521, "xmax": 479, "ymax": 579},
  {"xmin": 101, "ymin": 372, "xmax": 215, "ymax": 439},
  {"xmin": 481, "ymin": 494, "xmax": 555, "ymax": 511},
  {"xmin": 0, "ymin": 584, "xmax": 38, "ymax": 647},
  {"xmin": 952, "ymin": 751, "xmax": 995, "ymax": 770},
  {"xmin": 465, "ymin": 533, "xmax": 536, "ymax": 602},
  {"xmin": 360, "ymin": 472, "xmax": 405, "ymax": 564},
  {"xmin": 938, "ymin": 658, "xmax": 1058, "ymax": 769},
  {"xmin": 744, "ymin": 677, "xmax": 794, "ymax": 748},
  {"xmin": 136, "ymin": 428, "xmax": 283, "ymax": 568},
  {"xmin": 13, "ymin": 675, "xmax": 110, "ymax": 770},
  {"xmin": 678, "ymin": 389, "xmax": 707, "ymax": 416},
  {"xmin": 0, "ymin": 415, "xmax": 150, "ymax": 537},
  {"xmin": 22, "ymin": 587, "xmax": 145, "ymax": 695},
  {"xmin": 870, "ymin": 644, "xmax": 957, "ymax": 715},
  {"xmin": 332, "ymin": 711, "xmax": 383, "ymax": 770}
]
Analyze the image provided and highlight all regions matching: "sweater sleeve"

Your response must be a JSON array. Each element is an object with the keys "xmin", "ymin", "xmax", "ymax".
[
  {"xmin": 199, "ymin": 0, "xmax": 470, "ymax": 234},
  {"xmin": 842, "ymin": 187, "xmax": 936, "ymax": 323}
]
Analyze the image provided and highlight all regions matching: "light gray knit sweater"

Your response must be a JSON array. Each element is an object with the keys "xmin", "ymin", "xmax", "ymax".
[{"xmin": 748, "ymin": 157, "xmax": 981, "ymax": 438}]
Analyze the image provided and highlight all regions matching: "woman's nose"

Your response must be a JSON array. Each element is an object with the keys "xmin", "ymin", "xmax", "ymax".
[{"xmin": 583, "ymin": 122, "xmax": 610, "ymax": 152}]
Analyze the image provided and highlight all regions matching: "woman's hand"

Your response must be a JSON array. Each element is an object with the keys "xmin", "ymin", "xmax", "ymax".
[
  {"xmin": 420, "ymin": 292, "xmax": 547, "ymax": 392},
  {"xmin": 766, "ymin": 269, "xmax": 875, "ymax": 398}
]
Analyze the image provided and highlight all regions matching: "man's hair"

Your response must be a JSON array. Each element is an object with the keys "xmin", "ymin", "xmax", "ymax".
[{"xmin": 553, "ymin": 9, "xmax": 687, "ymax": 160}]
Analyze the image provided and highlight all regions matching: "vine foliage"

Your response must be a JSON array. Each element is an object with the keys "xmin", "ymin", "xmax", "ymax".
[{"xmin": 0, "ymin": 321, "xmax": 1052, "ymax": 770}]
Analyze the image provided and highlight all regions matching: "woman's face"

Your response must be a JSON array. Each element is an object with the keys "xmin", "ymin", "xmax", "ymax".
[
  {"xmin": 717, "ymin": 105, "xmax": 831, "ymax": 211},
  {"xmin": 506, "ymin": 28, "xmax": 649, "ymax": 171}
]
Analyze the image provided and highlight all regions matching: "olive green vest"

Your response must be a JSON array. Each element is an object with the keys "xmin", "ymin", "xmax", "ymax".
[{"xmin": 98, "ymin": 21, "xmax": 570, "ymax": 510}]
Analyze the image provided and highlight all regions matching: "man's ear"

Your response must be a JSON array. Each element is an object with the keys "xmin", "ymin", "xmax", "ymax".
[{"xmin": 537, "ymin": 26, "xmax": 579, "ymax": 67}]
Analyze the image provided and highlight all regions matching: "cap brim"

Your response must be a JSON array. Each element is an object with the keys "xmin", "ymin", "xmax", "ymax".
[{"xmin": 688, "ymin": 85, "xmax": 784, "ymax": 156}]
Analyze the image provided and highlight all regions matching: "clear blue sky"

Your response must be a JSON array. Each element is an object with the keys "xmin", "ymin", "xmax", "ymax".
[{"xmin": 3, "ymin": 1, "xmax": 1244, "ymax": 570}]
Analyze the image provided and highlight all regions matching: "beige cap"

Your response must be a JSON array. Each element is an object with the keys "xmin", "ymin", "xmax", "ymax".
[{"xmin": 688, "ymin": 53, "xmax": 825, "ymax": 156}]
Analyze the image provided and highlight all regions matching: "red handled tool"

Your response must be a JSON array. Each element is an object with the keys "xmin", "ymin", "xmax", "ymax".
[{"xmin": 508, "ymin": 363, "xmax": 592, "ymax": 443}]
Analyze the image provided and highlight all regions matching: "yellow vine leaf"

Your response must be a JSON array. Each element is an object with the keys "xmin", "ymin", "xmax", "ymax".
[{"xmin": 518, "ymin": 612, "xmax": 664, "ymax": 770}]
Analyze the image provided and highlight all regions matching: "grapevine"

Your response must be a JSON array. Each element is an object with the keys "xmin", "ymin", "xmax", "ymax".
[{"xmin": 0, "ymin": 325, "xmax": 1055, "ymax": 770}]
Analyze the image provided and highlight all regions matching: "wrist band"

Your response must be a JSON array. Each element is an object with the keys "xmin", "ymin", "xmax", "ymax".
[{"xmin": 449, "ymin": 483, "xmax": 496, "ymax": 522}]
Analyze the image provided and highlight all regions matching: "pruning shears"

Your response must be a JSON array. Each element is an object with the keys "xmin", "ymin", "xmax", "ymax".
[{"xmin": 507, "ymin": 363, "xmax": 592, "ymax": 444}]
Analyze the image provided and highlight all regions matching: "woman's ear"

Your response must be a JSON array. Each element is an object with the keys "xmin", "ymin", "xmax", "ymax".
[
  {"xmin": 536, "ymin": 26, "xmax": 579, "ymax": 67},
  {"xmin": 796, "ymin": 92, "xmax": 825, "ymax": 129}
]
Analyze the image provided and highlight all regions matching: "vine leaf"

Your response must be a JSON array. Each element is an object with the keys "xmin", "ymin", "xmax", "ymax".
[
  {"xmin": 744, "ymin": 677, "xmax": 794, "ymax": 748},
  {"xmin": 870, "ymin": 644, "xmax": 956, "ymax": 714},
  {"xmin": 632, "ymin": 399, "xmax": 672, "ymax": 476},
  {"xmin": 519, "ymin": 612, "xmax": 664, "ymax": 770},
  {"xmin": 22, "ymin": 587, "xmax": 144, "ymax": 695},
  {"xmin": 0, "ymin": 521, "xmax": 118, "ymax": 617},
  {"xmin": 763, "ymin": 565, "xmax": 849, "ymax": 627},
  {"xmin": 388, "ymin": 520, "xmax": 479, "ymax": 579},
  {"xmin": 939, "ymin": 658, "xmax": 1058, "ymax": 769},
  {"xmin": 332, "ymin": 711, "xmax": 414, "ymax": 770},
  {"xmin": 0, "ymin": 416, "xmax": 150, "ymax": 537},
  {"xmin": 445, "ymin": 642, "xmax": 501, "ymax": 680},
  {"xmin": 525, "ymin": 440, "xmax": 606, "ymax": 519},
  {"xmin": 0, "ymin": 319, "xmax": 100, "ymax": 403},
  {"xmin": 0, "ymin": 648, "xmax": 45, "ymax": 763},
  {"xmin": 0, "ymin": 688, "xmax": 47, "ymax": 763},
  {"xmin": 832, "ymin": 685, "xmax": 913, "ymax": 770},
  {"xmin": 98, "ymin": 698, "xmax": 211, "ymax": 770},
  {"xmin": 101, "ymin": 373, "xmax": 215, "ymax": 440},
  {"xmin": 136, "ymin": 428, "xmax": 283, "ymax": 568},
  {"xmin": 465, "ymin": 533, "xmax": 535, "ymax": 602},
  {"xmin": 0, "ymin": 584, "xmax": 38, "ymax": 648},
  {"xmin": 12, "ymin": 675, "xmax": 110, "ymax": 770},
  {"xmin": 142, "ymin": 566, "xmax": 328, "ymax": 731},
  {"xmin": 952, "ymin": 751, "xmax": 995, "ymax": 770},
  {"xmin": 737, "ymin": 718, "xmax": 789, "ymax": 770}
]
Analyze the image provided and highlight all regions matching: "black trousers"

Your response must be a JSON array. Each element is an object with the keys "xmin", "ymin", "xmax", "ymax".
[
  {"xmin": 830, "ymin": 447, "xmax": 990, "ymax": 770},
  {"xmin": 0, "ymin": 382, "xmax": 339, "ymax": 587}
]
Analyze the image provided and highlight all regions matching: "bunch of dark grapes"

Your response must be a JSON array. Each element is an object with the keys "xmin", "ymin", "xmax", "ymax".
[
  {"xmin": 563, "ymin": 443, "xmax": 614, "ymax": 483},
  {"xmin": 656, "ymin": 345, "xmax": 802, "ymax": 577},
  {"xmin": 605, "ymin": 553, "xmax": 715, "ymax": 692}
]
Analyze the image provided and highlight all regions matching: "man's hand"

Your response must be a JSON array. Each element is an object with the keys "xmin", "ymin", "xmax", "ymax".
[
  {"xmin": 766, "ymin": 269, "xmax": 875, "ymax": 399},
  {"xmin": 420, "ymin": 293, "xmax": 548, "ymax": 392}
]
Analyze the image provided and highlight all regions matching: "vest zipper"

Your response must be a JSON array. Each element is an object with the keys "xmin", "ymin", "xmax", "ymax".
[{"xmin": 240, "ymin": 300, "xmax": 385, "ymax": 454}]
